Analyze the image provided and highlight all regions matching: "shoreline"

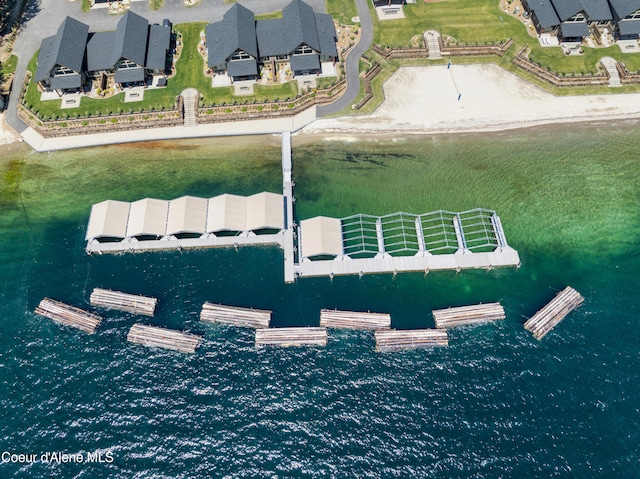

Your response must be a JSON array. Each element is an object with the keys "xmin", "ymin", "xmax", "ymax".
[{"xmin": 3, "ymin": 63, "xmax": 640, "ymax": 152}]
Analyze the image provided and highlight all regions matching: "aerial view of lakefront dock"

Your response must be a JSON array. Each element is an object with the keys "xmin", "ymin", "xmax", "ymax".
[{"xmin": 0, "ymin": 0, "xmax": 638, "ymax": 476}]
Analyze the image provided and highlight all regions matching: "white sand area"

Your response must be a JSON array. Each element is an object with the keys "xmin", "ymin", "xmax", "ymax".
[
  {"xmin": 305, "ymin": 63, "xmax": 640, "ymax": 135},
  {"xmin": 0, "ymin": 112, "xmax": 18, "ymax": 146}
]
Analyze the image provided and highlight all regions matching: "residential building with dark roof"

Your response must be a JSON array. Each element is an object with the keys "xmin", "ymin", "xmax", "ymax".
[
  {"xmin": 35, "ymin": 12, "xmax": 173, "ymax": 95},
  {"xmin": 522, "ymin": 0, "xmax": 640, "ymax": 41},
  {"xmin": 34, "ymin": 17, "xmax": 89, "ymax": 93},
  {"xmin": 206, "ymin": 0, "xmax": 338, "ymax": 84}
]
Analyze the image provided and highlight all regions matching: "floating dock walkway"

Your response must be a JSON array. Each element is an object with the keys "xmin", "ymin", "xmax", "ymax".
[
  {"xmin": 320, "ymin": 309, "xmax": 391, "ymax": 330},
  {"xmin": 375, "ymin": 329, "xmax": 449, "ymax": 352},
  {"xmin": 433, "ymin": 302, "xmax": 505, "ymax": 328},
  {"xmin": 524, "ymin": 287, "xmax": 584, "ymax": 340},
  {"xmin": 35, "ymin": 298, "xmax": 102, "ymax": 334},
  {"xmin": 200, "ymin": 302, "xmax": 271, "ymax": 329},
  {"xmin": 90, "ymin": 288, "xmax": 158, "ymax": 316},
  {"xmin": 255, "ymin": 327, "xmax": 327, "ymax": 347},
  {"xmin": 127, "ymin": 324, "xmax": 202, "ymax": 353}
]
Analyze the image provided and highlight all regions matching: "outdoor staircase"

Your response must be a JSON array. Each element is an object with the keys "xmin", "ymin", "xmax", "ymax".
[
  {"xmin": 424, "ymin": 30, "xmax": 442, "ymax": 59},
  {"xmin": 182, "ymin": 88, "xmax": 198, "ymax": 127},
  {"xmin": 601, "ymin": 58, "xmax": 621, "ymax": 87}
]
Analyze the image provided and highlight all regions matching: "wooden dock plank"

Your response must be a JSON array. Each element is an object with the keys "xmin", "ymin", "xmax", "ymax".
[
  {"xmin": 90, "ymin": 288, "xmax": 158, "ymax": 316},
  {"xmin": 320, "ymin": 309, "xmax": 391, "ymax": 330},
  {"xmin": 375, "ymin": 329, "xmax": 448, "ymax": 352},
  {"xmin": 433, "ymin": 302, "xmax": 505, "ymax": 328},
  {"xmin": 255, "ymin": 327, "xmax": 327, "ymax": 347},
  {"xmin": 34, "ymin": 298, "xmax": 102, "ymax": 334},
  {"xmin": 524, "ymin": 287, "xmax": 584, "ymax": 340},
  {"xmin": 127, "ymin": 324, "xmax": 202, "ymax": 353},
  {"xmin": 200, "ymin": 302, "xmax": 271, "ymax": 329}
]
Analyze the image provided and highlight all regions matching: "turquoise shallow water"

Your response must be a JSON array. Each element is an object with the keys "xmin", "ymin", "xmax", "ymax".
[{"xmin": 0, "ymin": 123, "xmax": 638, "ymax": 478}]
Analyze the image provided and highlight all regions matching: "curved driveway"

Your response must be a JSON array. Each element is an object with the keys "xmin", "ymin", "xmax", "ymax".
[{"xmin": 317, "ymin": 0, "xmax": 373, "ymax": 117}]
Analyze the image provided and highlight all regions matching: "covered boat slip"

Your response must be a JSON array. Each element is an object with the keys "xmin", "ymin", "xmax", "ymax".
[
  {"xmin": 297, "ymin": 209, "xmax": 520, "ymax": 278},
  {"xmin": 85, "ymin": 192, "xmax": 284, "ymax": 253}
]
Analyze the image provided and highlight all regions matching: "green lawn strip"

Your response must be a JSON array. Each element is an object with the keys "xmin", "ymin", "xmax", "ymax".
[
  {"xmin": 327, "ymin": 0, "xmax": 359, "ymax": 26},
  {"xmin": 255, "ymin": 11, "xmax": 283, "ymax": 20},
  {"xmin": 150, "ymin": 0, "xmax": 164, "ymax": 10},
  {"xmin": 1, "ymin": 54, "xmax": 18, "ymax": 76}
]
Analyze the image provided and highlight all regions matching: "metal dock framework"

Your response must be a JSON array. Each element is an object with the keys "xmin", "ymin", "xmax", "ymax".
[
  {"xmin": 524, "ymin": 287, "xmax": 584, "ymax": 340},
  {"xmin": 200, "ymin": 302, "xmax": 272, "ymax": 329},
  {"xmin": 35, "ymin": 298, "xmax": 102, "ymax": 334},
  {"xmin": 320, "ymin": 309, "xmax": 391, "ymax": 330},
  {"xmin": 90, "ymin": 288, "xmax": 158, "ymax": 316},
  {"xmin": 375, "ymin": 329, "xmax": 449, "ymax": 352},
  {"xmin": 127, "ymin": 324, "xmax": 202, "ymax": 353},
  {"xmin": 255, "ymin": 327, "xmax": 327, "ymax": 347},
  {"xmin": 433, "ymin": 302, "xmax": 506, "ymax": 328}
]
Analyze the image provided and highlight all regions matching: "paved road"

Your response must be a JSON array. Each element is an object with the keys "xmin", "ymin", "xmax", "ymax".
[
  {"xmin": 316, "ymin": 0, "xmax": 372, "ymax": 117},
  {"xmin": 5, "ymin": 0, "xmax": 360, "ymax": 133}
]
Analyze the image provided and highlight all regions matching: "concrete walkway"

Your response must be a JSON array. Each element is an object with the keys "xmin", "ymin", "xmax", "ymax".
[
  {"xmin": 181, "ymin": 88, "xmax": 198, "ymax": 127},
  {"xmin": 316, "ymin": 0, "xmax": 373, "ymax": 117},
  {"xmin": 20, "ymin": 107, "xmax": 317, "ymax": 152},
  {"xmin": 424, "ymin": 30, "xmax": 441, "ymax": 59}
]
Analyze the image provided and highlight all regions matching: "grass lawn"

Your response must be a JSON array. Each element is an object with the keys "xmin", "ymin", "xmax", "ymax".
[
  {"xmin": 373, "ymin": 0, "xmax": 640, "ymax": 75},
  {"xmin": 1, "ymin": 54, "xmax": 18, "ymax": 76},
  {"xmin": 327, "ymin": 0, "xmax": 359, "ymax": 26},
  {"xmin": 22, "ymin": 22, "xmax": 305, "ymax": 119}
]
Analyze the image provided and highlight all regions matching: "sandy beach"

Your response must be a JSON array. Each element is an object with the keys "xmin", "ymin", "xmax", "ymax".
[
  {"xmin": 3, "ymin": 63, "xmax": 640, "ymax": 151},
  {"xmin": 303, "ymin": 63, "xmax": 640, "ymax": 136}
]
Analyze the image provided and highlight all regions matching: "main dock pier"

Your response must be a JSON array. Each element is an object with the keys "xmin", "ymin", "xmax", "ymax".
[{"xmin": 85, "ymin": 132, "xmax": 520, "ymax": 282}]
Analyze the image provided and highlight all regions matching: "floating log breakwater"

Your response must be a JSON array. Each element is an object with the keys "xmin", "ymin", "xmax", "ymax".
[
  {"xmin": 90, "ymin": 288, "xmax": 158, "ymax": 316},
  {"xmin": 433, "ymin": 302, "xmax": 505, "ymax": 328},
  {"xmin": 320, "ymin": 309, "xmax": 391, "ymax": 330},
  {"xmin": 524, "ymin": 287, "xmax": 584, "ymax": 340},
  {"xmin": 200, "ymin": 302, "xmax": 271, "ymax": 329},
  {"xmin": 255, "ymin": 327, "xmax": 327, "ymax": 347},
  {"xmin": 127, "ymin": 324, "xmax": 202, "ymax": 353},
  {"xmin": 375, "ymin": 329, "xmax": 449, "ymax": 352},
  {"xmin": 35, "ymin": 298, "xmax": 102, "ymax": 334}
]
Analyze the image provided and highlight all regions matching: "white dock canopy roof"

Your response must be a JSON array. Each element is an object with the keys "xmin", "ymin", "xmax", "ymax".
[
  {"xmin": 207, "ymin": 194, "xmax": 247, "ymax": 232},
  {"xmin": 300, "ymin": 216, "xmax": 343, "ymax": 258},
  {"xmin": 126, "ymin": 198, "xmax": 169, "ymax": 237},
  {"xmin": 166, "ymin": 196, "xmax": 208, "ymax": 235},
  {"xmin": 86, "ymin": 200, "xmax": 131, "ymax": 240},
  {"xmin": 246, "ymin": 192, "xmax": 284, "ymax": 231}
]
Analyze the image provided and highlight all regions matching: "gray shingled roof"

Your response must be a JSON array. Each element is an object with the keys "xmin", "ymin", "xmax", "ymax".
[
  {"xmin": 618, "ymin": 18, "xmax": 640, "ymax": 34},
  {"xmin": 580, "ymin": 0, "xmax": 612, "ymax": 21},
  {"xmin": 86, "ymin": 31, "xmax": 117, "ymax": 72},
  {"xmin": 147, "ymin": 23, "xmax": 171, "ymax": 70},
  {"xmin": 315, "ymin": 12, "xmax": 338, "ymax": 58},
  {"xmin": 50, "ymin": 73, "xmax": 82, "ymax": 90},
  {"xmin": 560, "ymin": 21, "xmax": 590, "ymax": 37},
  {"xmin": 528, "ymin": 0, "xmax": 560, "ymax": 28},
  {"xmin": 255, "ymin": 19, "xmax": 287, "ymax": 57},
  {"xmin": 282, "ymin": 0, "xmax": 321, "ymax": 53},
  {"xmin": 227, "ymin": 59, "xmax": 258, "ymax": 77},
  {"xmin": 114, "ymin": 11, "xmax": 149, "ymax": 66},
  {"xmin": 115, "ymin": 67, "xmax": 145, "ymax": 84},
  {"xmin": 207, "ymin": 4, "xmax": 257, "ymax": 68},
  {"xmin": 608, "ymin": 0, "xmax": 640, "ymax": 19},
  {"xmin": 290, "ymin": 54, "xmax": 320, "ymax": 73},
  {"xmin": 35, "ymin": 17, "xmax": 89, "ymax": 82},
  {"xmin": 553, "ymin": 0, "xmax": 584, "ymax": 21}
]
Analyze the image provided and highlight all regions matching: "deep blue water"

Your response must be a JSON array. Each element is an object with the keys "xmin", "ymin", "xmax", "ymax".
[{"xmin": 0, "ymin": 126, "xmax": 638, "ymax": 478}]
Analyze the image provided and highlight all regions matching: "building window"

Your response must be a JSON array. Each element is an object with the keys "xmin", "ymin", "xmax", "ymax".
[
  {"xmin": 53, "ymin": 66, "xmax": 75, "ymax": 76},
  {"xmin": 293, "ymin": 44, "xmax": 314, "ymax": 55},
  {"xmin": 117, "ymin": 59, "xmax": 138, "ymax": 69},
  {"xmin": 626, "ymin": 9, "xmax": 640, "ymax": 20},
  {"xmin": 566, "ymin": 12, "xmax": 586, "ymax": 22},
  {"xmin": 276, "ymin": 54, "xmax": 289, "ymax": 60},
  {"xmin": 230, "ymin": 50, "xmax": 252, "ymax": 61}
]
